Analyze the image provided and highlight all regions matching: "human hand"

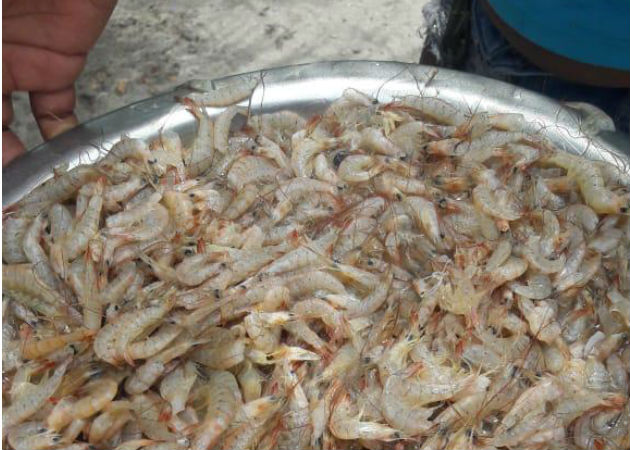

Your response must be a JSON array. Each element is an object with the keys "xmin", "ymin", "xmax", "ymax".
[{"xmin": 3, "ymin": 0, "xmax": 117, "ymax": 166}]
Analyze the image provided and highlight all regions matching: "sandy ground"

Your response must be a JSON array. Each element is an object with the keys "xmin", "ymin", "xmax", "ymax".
[{"xmin": 11, "ymin": 0, "xmax": 428, "ymax": 150}]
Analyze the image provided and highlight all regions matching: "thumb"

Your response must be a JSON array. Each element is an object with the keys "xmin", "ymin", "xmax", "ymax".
[{"xmin": 29, "ymin": 86, "xmax": 78, "ymax": 141}]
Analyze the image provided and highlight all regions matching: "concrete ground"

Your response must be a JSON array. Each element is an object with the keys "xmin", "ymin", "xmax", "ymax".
[{"xmin": 12, "ymin": 0, "xmax": 428, "ymax": 150}]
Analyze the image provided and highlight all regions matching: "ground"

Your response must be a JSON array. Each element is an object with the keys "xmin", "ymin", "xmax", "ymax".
[{"xmin": 11, "ymin": 0, "xmax": 428, "ymax": 150}]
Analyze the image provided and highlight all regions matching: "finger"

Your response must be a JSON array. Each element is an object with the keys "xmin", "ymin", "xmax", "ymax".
[
  {"xmin": 3, "ymin": 44, "xmax": 85, "ymax": 94},
  {"xmin": 2, "ymin": 130, "xmax": 25, "ymax": 166},
  {"xmin": 2, "ymin": 93, "xmax": 25, "ymax": 166},
  {"xmin": 30, "ymin": 86, "xmax": 78, "ymax": 141}
]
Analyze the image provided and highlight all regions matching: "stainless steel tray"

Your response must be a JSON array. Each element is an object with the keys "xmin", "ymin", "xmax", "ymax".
[{"xmin": 4, "ymin": 61, "xmax": 629, "ymax": 207}]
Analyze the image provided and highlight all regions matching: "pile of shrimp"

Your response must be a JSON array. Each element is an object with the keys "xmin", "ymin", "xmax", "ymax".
[{"xmin": 2, "ymin": 85, "xmax": 630, "ymax": 450}]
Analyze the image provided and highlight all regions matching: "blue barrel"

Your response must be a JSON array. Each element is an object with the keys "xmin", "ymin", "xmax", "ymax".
[{"xmin": 486, "ymin": 0, "xmax": 630, "ymax": 71}]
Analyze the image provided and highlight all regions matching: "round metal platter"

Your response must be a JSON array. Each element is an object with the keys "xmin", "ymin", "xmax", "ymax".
[{"xmin": 3, "ymin": 60, "xmax": 629, "ymax": 207}]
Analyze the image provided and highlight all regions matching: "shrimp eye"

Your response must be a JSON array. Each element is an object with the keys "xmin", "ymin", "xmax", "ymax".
[
  {"xmin": 38, "ymin": 427, "xmax": 47, "ymax": 433},
  {"xmin": 395, "ymin": 193, "xmax": 402, "ymax": 201},
  {"xmin": 439, "ymin": 232, "xmax": 445, "ymax": 239},
  {"xmin": 214, "ymin": 289, "xmax": 221, "ymax": 299},
  {"xmin": 367, "ymin": 259, "xmax": 374, "ymax": 266},
  {"xmin": 184, "ymin": 249, "xmax": 193, "ymax": 255},
  {"xmin": 69, "ymin": 344, "xmax": 78, "ymax": 354},
  {"xmin": 363, "ymin": 357, "xmax": 371, "ymax": 363},
  {"xmin": 52, "ymin": 436, "xmax": 61, "ymax": 443},
  {"xmin": 113, "ymin": 305, "xmax": 120, "ymax": 311}
]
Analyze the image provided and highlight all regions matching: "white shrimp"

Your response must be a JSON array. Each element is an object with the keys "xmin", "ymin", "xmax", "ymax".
[
  {"xmin": 3, "ymin": 215, "xmax": 30, "ymax": 263},
  {"xmin": 3, "ymin": 358, "xmax": 71, "ymax": 430},
  {"xmin": 329, "ymin": 389, "xmax": 399, "ymax": 440},
  {"xmin": 337, "ymin": 154, "xmax": 384, "ymax": 183},
  {"xmin": 359, "ymin": 127, "xmax": 403, "ymax": 156},
  {"xmin": 548, "ymin": 151, "xmax": 630, "ymax": 214},
  {"xmin": 160, "ymin": 361, "xmax": 198, "ymax": 414},
  {"xmin": 313, "ymin": 153, "xmax": 339, "ymax": 184},
  {"xmin": 93, "ymin": 294, "xmax": 174, "ymax": 365},
  {"xmin": 404, "ymin": 196, "xmax": 443, "ymax": 245},
  {"xmin": 14, "ymin": 166, "xmax": 99, "ymax": 216},
  {"xmin": 186, "ymin": 77, "xmax": 257, "ymax": 107},
  {"xmin": 472, "ymin": 184, "xmax": 523, "ymax": 221}
]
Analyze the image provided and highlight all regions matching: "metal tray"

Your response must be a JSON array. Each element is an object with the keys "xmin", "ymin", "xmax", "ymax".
[{"xmin": 3, "ymin": 60, "xmax": 629, "ymax": 207}]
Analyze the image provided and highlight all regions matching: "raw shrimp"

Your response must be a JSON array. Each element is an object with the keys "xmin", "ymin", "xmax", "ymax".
[
  {"xmin": 329, "ymin": 389, "xmax": 399, "ymax": 440},
  {"xmin": 93, "ymin": 294, "xmax": 174, "ymax": 365},
  {"xmin": 338, "ymin": 155, "xmax": 384, "ymax": 183},
  {"xmin": 546, "ymin": 151, "xmax": 630, "ymax": 214},
  {"xmin": 7, "ymin": 421, "xmax": 61, "ymax": 450},
  {"xmin": 22, "ymin": 328, "xmax": 95, "ymax": 360},
  {"xmin": 186, "ymin": 77, "xmax": 257, "ymax": 107},
  {"xmin": 3, "ymin": 358, "xmax": 71, "ymax": 430},
  {"xmin": 14, "ymin": 166, "xmax": 99, "ymax": 216},
  {"xmin": 47, "ymin": 377, "xmax": 118, "ymax": 430}
]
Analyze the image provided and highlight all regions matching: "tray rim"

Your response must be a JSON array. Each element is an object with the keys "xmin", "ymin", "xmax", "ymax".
[{"xmin": 4, "ymin": 60, "xmax": 629, "ymax": 207}]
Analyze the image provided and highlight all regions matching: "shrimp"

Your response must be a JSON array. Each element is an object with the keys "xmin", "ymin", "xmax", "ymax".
[
  {"xmin": 547, "ymin": 151, "xmax": 630, "ymax": 214},
  {"xmin": 337, "ymin": 154, "xmax": 384, "ymax": 183},
  {"xmin": 244, "ymin": 311, "xmax": 291, "ymax": 352},
  {"xmin": 3, "ymin": 263, "xmax": 74, "ymax": 310},
  {"xmin": 223, "ymin": 183, "xmax": 258, "ymax": 220},
  {"xmin": 7, "ymin": 422, "xmax": 61, "ymax": 450},
  {"xmin": 404, "ymin": 196, "xmax": 443, "ymax": 245},
  {"xmin": 47, "ymin": 377, "xmax": 118, "ymax": 431},
  {"xmin": 345, "ymin": 268, "xmax": 393, "ymax": 318},
  {"xmin": 220, "ymin": 395, "xmax": 285, "ymax": 450},
  {"xmin": 276, "ymin": 361, "xmax": 311, "ymax": 450},
  {"xmin": 517, "ymin": 296, "xmax": 562, "ymax": 344},
  {"xmin": 131, "ymin": 392, "xmax": 178, "ymax": 442},
  {"xmin": 227, "ymin": 155, "xmax": 280, "ymax": 190},
  {"xmin": 162, "ymin": 190, "xmax": 194, "ymax": 232},
  {"xmin": 93, "ymin": 293, "xmax": 174, "ymax": 365},
  {"xmin": 291, "ymin": 132, "xmax": 337, "ymax": 177},
  {"xmin": 190, "ymin": 333, "xmax": 246, "ymax": 370},
  {"xmin": 107, "ymin": 203, "xmax": 170, "ymax": 242},
  {"xmin": 53, "ymin": 182, "xmax": 104, "ymax": 266},
  {"xmin": 99, "ymin": 262, "xmax": 137, "ymax": 306},
  {"xmin": 14, "ymin": 166, "xmax": 99, "ymax": 216},
  {"xmin": 472, "ymin": 185, "xmax": 522, "ymax": 221},
  {"xmin": 497, "ymin": 376, "xmax": 563, "ymax": 432},
  {"xmin": 374, "ymin": 171, "xmax": 427, "ymax": 197},
  {"xmin": 329, "ymin": 389, "xmax": 399, "ymax": 440},
  {"xmin": 312, "ymin": 152, "xmax": 338, "ymax": 184},
  {"xmin": 213, "ymin": 105, "xmax": 248, "ymax": 154},
  {"xmin": 88, "ymin": 401, "xmax": 133, "ymax": 445},
  {"xmin": 485, "ymin": 239, "xmax": 512, "ymax": 271},
  {"xmin": 3, "ymin": 215, "xmax": 30, "ymax": 263},
  {"xmin": 359, "ymin": 127, "xmax": 403, "ymax": 156},
  {"xmin": 3, "ymin": 358, "xmax": 71, "ymax": 430},
  {"xmin": 106, "ymin": 193, "xmax": 160, "ymax": 229},
  {"xmin": 237, "ymin": 359, "xmax": 264, "ymax": 402},
  {"xmin": 186, "ymin": 77, "xmax": 257, "ymax": 107},
  {"xmin": 21, "ymin": 328, "xmax": 95, "ymax": 360},
  {"xmin": 50, "ymin": 203, "xmax": 84, "ymax": 241},
  {"xmin": 190, "ymin": 370, "xmax": 241, "ymax": 450},
  {"xmin": 395, "ymin": 96, "xmax": 466, "ymax": 126},
  {"xmin": 101, "ymin": 137, "xmax": 151, "ymax": 167},
  {"xmin": 160, "ymin": 361, "xmax": 198, "ymax": 415}
]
